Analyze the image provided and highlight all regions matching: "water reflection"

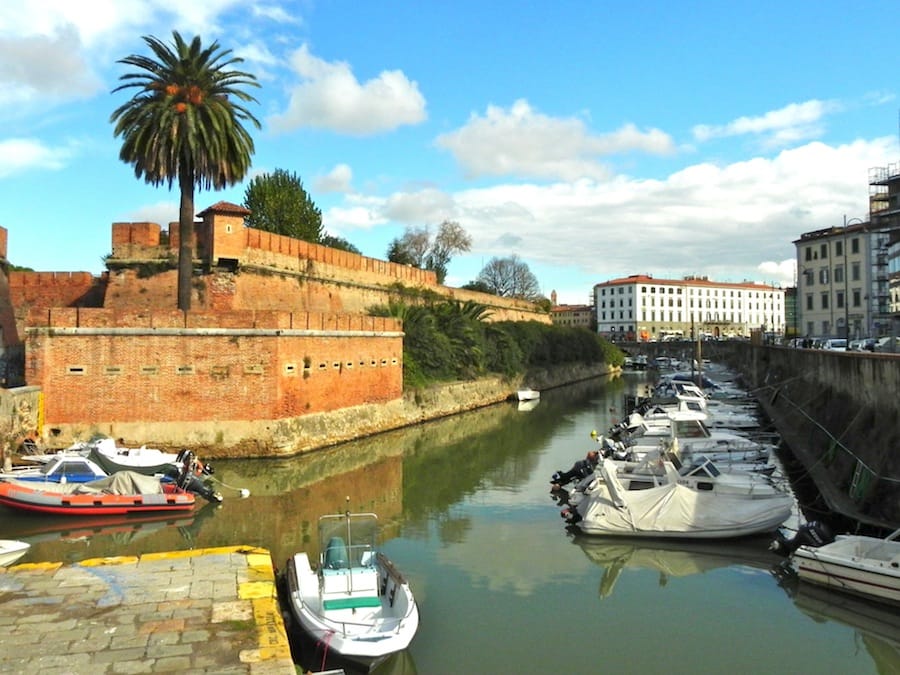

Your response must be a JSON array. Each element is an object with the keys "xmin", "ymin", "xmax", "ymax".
[
  {"xmin": 775, "ymin": 576, "xmax": 900, "ymax": 673},
  {"xmin": 8, "ymin": 372, "xmax": 899, "ymax": 673},
  {"xmin": 573, "ymin": 534, "xmax": 779, "ymax": 598}
]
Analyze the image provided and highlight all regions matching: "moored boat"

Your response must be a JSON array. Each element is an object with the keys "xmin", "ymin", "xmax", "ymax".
[
  {"xmin": 773, "ymin": 522, "xmax": 900, "ymax": 605},
  {"xmin": 282, "ymin": 511, "xmax": 419, "ymax": 669},
  {"xmin": 0, "ymin": 540, "xmax": 30, "ymax": 566},
  {"xmin": 0, "ymin": 453, "xmax": 108, "ymax": 483},
  {"xmin": 0, "ymin": 471, "xmax": 195, "ymax": 516},
  {"xmin": 561, "ymin": 456, "xmax": 793, "ymax": 539}
]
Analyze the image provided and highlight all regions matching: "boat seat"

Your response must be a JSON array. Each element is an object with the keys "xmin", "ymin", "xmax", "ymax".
[{"xmin": 323, "ymin": 536, "xmax": 349, "ymax": 570}]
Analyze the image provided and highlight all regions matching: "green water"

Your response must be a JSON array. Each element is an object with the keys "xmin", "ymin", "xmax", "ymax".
[{"xmin": 3, "ymin": 372, "xmax": 898, "ymax": 674}]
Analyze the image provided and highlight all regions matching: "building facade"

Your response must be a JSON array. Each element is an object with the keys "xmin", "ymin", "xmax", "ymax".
[
  {"xmin": 593, "ymin": 274, "xmax": 784, "ymax": 342},
  {"xmin": 793, "ymin": 221, "xmax": 886, "ymax": 340},
  {"xmin": 550, "ymin": 303, "xmax": 594, "ymax": 330}
]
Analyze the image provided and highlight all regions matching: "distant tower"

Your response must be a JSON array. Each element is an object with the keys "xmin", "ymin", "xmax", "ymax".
[{"xmin": 550, "ymin": 290, "xmax": 557, "ymax": 307}]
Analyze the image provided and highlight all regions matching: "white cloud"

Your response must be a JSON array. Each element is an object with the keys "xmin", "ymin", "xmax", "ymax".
[
  {"xmin": 0, "ymin": 138, "xmax": 71, "ymax": 177},
  {"xmin": 435, "ymin": 99, "xmax": 675, "ymax": 181},
  {"xmin": 692, "ymin": 99, "xmax": 838, "ymax": 147},
  {"xmin": 314, "ymin": 164, "xmax": 354, "ymax": 194},
  {"xmin": 268, "ymin": 44, "xmax": 427, "ymax": 135},
  {"xmin": 357, "ymin": 136, "xmax": 893, "ymax": 290},
  {"xmin": 381, "ymin": 189, "xmax": 458, "ymax": 224},
  {"xmin": 0, "ymin": 28, "xmax": 103, "ymax": 109},
  {"xmin": 122, "ymin": 200, "xmax": 178, "ymax": 226}
]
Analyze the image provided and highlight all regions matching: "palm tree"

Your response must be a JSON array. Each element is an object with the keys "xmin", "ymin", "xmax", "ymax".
[{"xmin": 110, "ymin": 32, "xmax": 260, "ymax": 310}]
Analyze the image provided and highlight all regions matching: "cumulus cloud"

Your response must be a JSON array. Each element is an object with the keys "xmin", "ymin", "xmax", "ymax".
[
  {"xmin": 341, "ymin": 136, "xmax": 893, "ymax": 290},
  {"xmin": 435, "ymin": 99, "xmax": 675, "ymax": 181},
  {"xmin": 0, "ymin": 138, "xmax": 71, "ymax": 177},
  {"xmin": 0, "ymin": 28, "xmax": 103, "ymax": 108},
  {"xmin": 692, "ymin": 99, "xmax": 838, "ymax": 147},
  {"xmin": 314, "ymin": 164, "xmax": 354, "ymax": 194},
  {"xmin": 268, "ymin": 44, "xmax": 427, "ymax": 135}
]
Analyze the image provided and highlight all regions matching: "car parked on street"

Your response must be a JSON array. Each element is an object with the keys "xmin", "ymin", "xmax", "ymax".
[
  {"xmin": 821, "ymin": 338, "xmax": 847, "ymax": 352},
  {"xmin": 874, "ymin": 336, "xmax": 900, "ymax": 353}
]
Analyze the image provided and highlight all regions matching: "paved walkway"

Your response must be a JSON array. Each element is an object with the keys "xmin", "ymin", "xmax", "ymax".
[{"xmin": 0, "ymin": 545, "xmax": 296, "ymax": 674}]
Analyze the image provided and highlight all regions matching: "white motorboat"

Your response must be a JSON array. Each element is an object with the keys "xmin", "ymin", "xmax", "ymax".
[
  {"xmin": 561, "ymin": 457, "xmax": 793, "ymax": 539},
  {"xmin": 283, "ymin": 511, "xmax": 419, "ymax": 668},
  {"xmin": 0, "ymin": 540, "xmax": 30, "ymax": 566},
  {"xmin": 559, "ymin": 441, "xmax": 783, "ymax": 510},
  {"xmin": 610, "ymin": 409, "xmax": 772, "ymax": 465},
  {"xmin": 775, "ymin": 523, "xmax": 900, "ymax": 605},
  {"xmin": 0, "ymin": 452, "xmax": 108, "ymax": 483},
  {"xmin": 517, "ymin": 388, "xmax": 540, "ymax": 402}
]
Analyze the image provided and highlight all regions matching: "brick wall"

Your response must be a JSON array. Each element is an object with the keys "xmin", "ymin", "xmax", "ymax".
[{"xmin": 26, "ymin": 308, "xmax": 402, "ymax": 429}]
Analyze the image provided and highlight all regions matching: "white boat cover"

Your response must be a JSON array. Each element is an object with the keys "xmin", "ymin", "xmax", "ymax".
[{"xmin": 576, "ymin": 458, "xmax": 792, "ymax": 537}]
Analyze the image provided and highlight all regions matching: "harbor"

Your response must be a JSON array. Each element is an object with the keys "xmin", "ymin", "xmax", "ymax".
[
  {"xmin": 2, "ymin": 372, "xmax": 899, "ymax": 674},
  {"xmin": 0, "ymin": 546, "xmax": 294, "ymax": 674}
]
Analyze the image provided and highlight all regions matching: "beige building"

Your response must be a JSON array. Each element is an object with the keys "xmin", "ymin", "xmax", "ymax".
[
  {"xmin": 550, "ymin": 303, "xmax": 594, "ymax": 329},
  {"xmin": 793, "ymin": 221, "xmax": 884, "ymax": 340},
  {"xmin": 594, "ymin": 274, "xmax": 784, "ymax": 342}
]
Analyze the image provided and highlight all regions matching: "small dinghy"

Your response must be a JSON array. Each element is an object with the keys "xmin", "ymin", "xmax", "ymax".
[
  {"xmin": 283, "ymin": 511, "xmax": 419, "ymax": 669},
  {"xmin": 0, "ymin": 471, "xmax": 195, "ymax": 515}
]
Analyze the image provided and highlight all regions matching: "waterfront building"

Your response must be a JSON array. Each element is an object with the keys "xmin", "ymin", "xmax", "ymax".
[
  {"xmin": 550, "ymin": 303, "xmax": 594, "ymax": 330},
  {"xmin": 793, "ymin": 220, "xmax": 882, "ymax": 340},
  {"xmin": 593, "ymin": 274, "xmax": 784, "ymax": 342}
]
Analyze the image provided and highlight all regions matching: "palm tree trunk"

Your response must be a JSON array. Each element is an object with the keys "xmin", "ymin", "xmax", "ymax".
[{"xmin": 177, "ymin": 172, "xmax": 195, "ymax": 311}]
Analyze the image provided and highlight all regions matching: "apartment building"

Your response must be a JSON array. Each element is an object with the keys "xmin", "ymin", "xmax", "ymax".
[{"xmin": 594, "ymin": 274, "xmax": 784, "ymax": 342}]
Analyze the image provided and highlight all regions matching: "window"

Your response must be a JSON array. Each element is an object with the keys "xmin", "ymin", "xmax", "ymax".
[
  {"xmin": 834, "ymin": 266, "xmax": 844, "ymax": 283},
  {"xmin": 851, "ymin": 237, "xmax": 859, "ymax": 254},
  {"xmin": 852, "ymin": 262, "xmax": 860, "ymax": 281},
  {"xmin": 819, "ymin": 268, "xmax": 829, "ymax": 284},
  {"xmin": 852, "ymin": 289, "xmax": 861, "ymax": 307},
  {"xmin": 806, "ymin": 295, "xmax": 814, "ymax": 310},
  {"xmin": 805, "ymin": 248, "xmax": 812, "ymax": 261},
  {"xmin": 835, "ymin": 241, "xmax": 843, "ymax": 257},
  {"xmin": 820, "ymin": 243, "xmax": 828, "ymax": 258},
  {"xmin": 836, "ymin": 291, "xmax": 844, "ymax": 309},
  {"xmin": 821, "ymin": 293, "xmax": 829, "ymax": 310}
]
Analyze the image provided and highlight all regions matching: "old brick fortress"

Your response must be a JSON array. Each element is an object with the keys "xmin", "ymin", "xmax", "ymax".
[{"xmin": 0, "ymin": 203, "xmax": 548, "ymax": 457}]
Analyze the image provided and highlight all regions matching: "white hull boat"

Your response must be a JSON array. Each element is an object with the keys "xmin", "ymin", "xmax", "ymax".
[
  {"xmin": 0, "ymin": 539, "xmax": 30, "ymax": 566},
  {"xmin": 517, "ymin": 389, "xmax": 540, "ymax": 402},
  {"xmin": 787, "ymin": 527, "xmax": 900, "ymax": 605},
  {"xmin": 562, "ymin": 457, "xmax": 793, "ymax": 539},
  {"xmin": 283, "ymin": 511, "xmax": 419, "ymax": 667}
]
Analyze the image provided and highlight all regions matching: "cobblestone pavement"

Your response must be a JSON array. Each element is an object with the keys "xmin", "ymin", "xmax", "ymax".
[{"xmin": 0, "ymin": 545, "xmax": 297, "ymax": 674}]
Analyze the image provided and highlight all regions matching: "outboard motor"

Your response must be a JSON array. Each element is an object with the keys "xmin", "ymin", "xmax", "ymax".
[
  {"xmin": 770, "ymin": 521, "xmax": 835, "ymax": 556},
  {"xmin": 171, "ymin": 450, "xmax": 224, "ymax": 503}
]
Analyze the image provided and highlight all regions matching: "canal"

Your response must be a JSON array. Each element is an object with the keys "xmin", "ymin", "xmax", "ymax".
[{"xmin": 3, "ymin": 372, "xmax": 899, "ymax": 674}]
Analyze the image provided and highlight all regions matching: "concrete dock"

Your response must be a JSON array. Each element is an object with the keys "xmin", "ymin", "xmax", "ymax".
[{"xmin": 0, "ymin": 545, "xmax": 296, "ymax": 674}]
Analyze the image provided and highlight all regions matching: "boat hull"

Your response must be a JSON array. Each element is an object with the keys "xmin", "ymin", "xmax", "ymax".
[
  {"xmin": 0, "ymin": 540, "xmax": 30, "ymax": 566},
  {"xmin": 284, "ymin": 551, "xmax": 419, "ymax": 664},
  {"xmin": 793, "ymin": 536, "xmax": 900, "ymax": 605}
]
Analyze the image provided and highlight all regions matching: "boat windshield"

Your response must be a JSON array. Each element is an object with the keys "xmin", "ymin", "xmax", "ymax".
[{"xmin": 317, "ymin": 513, "xmax": 379, "ymax": 569}]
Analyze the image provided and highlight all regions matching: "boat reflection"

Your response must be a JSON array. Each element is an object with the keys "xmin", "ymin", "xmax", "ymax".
[
  {"xmin": 3, "ymin": 503, "xmax": 220, "ymax": 564},
  {"xmin": 773, "ymin": 572, "xmax": 900, "ymax": 672},
  {"xmin": 573, "ymin": 534, "xmax": 778, "ymax": 598}
]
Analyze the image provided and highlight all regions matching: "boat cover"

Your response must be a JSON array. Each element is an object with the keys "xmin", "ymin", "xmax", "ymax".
[
  {"xmin": 5, "ymin": 471, "xmax": 164, "ymax": 495},
  {"xmin": 579, "ymin": 458, "xmax": 791, "ymax": 535}
]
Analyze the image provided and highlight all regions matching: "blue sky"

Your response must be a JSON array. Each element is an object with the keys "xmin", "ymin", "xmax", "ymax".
[{"xmin": 1, "ymin": 1, "xmax": 898, "ymax": 304}]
